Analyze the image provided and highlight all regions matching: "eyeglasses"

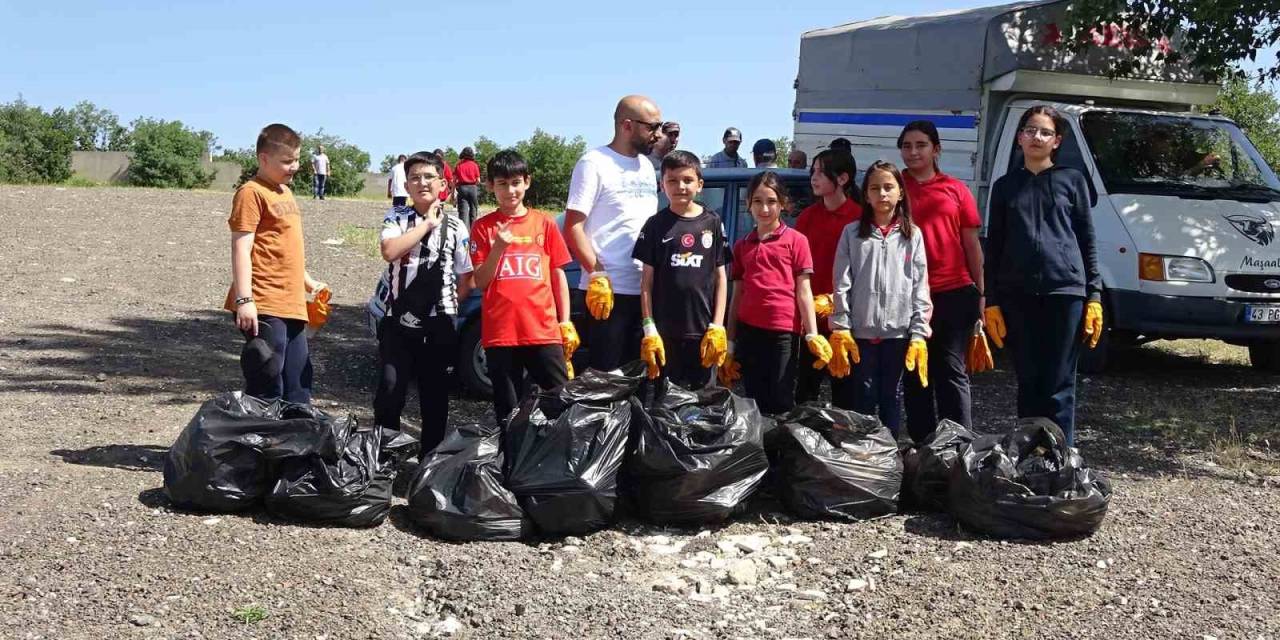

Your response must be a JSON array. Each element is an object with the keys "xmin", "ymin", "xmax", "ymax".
[
  {"xmin": 407, "ymin": 173, "xmax": 441, "ymax": 183},
  {"xmin": 630, "ymin": 119, "xmax": 664, "ymax": 133},
  {"xmin": 1020, "ymin": 126, "xmax": 1058, "ymax": 140}
]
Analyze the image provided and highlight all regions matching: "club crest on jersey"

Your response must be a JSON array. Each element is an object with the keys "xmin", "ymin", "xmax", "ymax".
[
  {"xmin": 498, "ymin": 252, "xmax": 543, "ymax": 280},
  {"xmin": 701, "ymin": 230, "xmax": 714, "ymax": 249},
  {"xmin": 671, "ymin": 252, "xmax": 704, "ymax": 268},
  {"xmin": 681, "ymin": 233, "xmax": 695, "ymax": 248}
]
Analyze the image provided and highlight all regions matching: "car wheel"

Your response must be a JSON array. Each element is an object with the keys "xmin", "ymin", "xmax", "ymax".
[
  {"xmin": 458, "ymin": 320, "xmax": 493, "ymax": 397},
  {"xmin": 1248, "ymin": 340, "xmax": 1280, "ymax": 372}
]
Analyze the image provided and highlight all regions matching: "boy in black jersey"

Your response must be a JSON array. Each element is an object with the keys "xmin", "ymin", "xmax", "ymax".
[{"xmin": 632, "ymin": 150, "xmax": 731, "ymax": 389}]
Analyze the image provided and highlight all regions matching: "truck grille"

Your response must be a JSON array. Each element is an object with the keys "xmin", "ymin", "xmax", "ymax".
[{"xmin": 1225, "ymin": 274, "xmax": 1280, "ymax": 293}]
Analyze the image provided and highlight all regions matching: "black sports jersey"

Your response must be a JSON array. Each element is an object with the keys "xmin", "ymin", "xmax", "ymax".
[{"xmin": 632, "ymin": 208, "xmax": 730, "ymax": 339}]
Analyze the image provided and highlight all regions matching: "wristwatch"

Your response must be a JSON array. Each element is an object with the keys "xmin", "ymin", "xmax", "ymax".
[{"xmin": 234, "ymin": 296, "xmax": 254, "ymax": 306}]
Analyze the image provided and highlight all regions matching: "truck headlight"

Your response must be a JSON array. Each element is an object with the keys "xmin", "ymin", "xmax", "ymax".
[{"xmin": 1139, "ymin": 253, "xmax": 1215, "ymax": 283}]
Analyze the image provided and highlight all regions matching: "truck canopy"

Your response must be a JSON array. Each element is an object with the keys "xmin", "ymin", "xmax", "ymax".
[{"xmin": 795, "ymin": 0, "xmax": 1213, "ymax": 116}]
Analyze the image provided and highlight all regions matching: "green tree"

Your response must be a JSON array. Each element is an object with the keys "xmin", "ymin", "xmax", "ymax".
[
  {"xmin": 50, "ymin": 101, "xmax": 129, "ymax": 151},
  {"xmin": 126, "ymin": 118, "xmax": 215, "ymax": 188},
  {"xmin": 441, "ymin": 146, "xmax": 460, "ymax": 168},
  {"xmin": 378, "ymin": 154, "xmax": 398, "ymax": 173},
  {"xmin": 0, "ymin": 98, "xmax": 74, "ymax": 183},
  {"xmin": 773, "ymin": 137, "xmax": 792, "ymax": 167},
  {"xmin": 1063, "ymin": 1, "xmax": 1280, "ymax": 81},
  {"xmin": 1212, "ymin": 79, "xmax": 1280, "ymax": 171},
  {"xmin": 514, "ymin": 129, "xmax": 588, "ymax": 208},
  {"xmin": 290, "ymin": 130, "xmax": 370, "ymax": 197}
]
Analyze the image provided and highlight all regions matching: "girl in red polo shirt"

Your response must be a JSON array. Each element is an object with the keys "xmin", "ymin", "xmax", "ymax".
[
  {"xmin": 794, "ymin": 149, "xmax": 862, "ymax": 409},
  {"xmin": 721, "ymin": 172, "xmax": 832, "ymax": 414},
  {"xmin": 897, "ymin": 120, "xmax": 989, "ymax": 445}
]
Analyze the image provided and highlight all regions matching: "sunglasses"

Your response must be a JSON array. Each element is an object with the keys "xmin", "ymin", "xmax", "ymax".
[{"xmin": 631, "ymin": 119, "xmax": 664, "ymax": 133}]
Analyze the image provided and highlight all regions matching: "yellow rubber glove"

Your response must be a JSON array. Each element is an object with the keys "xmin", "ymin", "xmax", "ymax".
[
  {"xmin": 813, "ymin": 294, "xmax": 834, "ymax": 318},
  {"xmin": 566, "ymin": 360, "xmax": 575, "ymax": 380},
  {"xmin": 1083, "ymin": 300, "xmax": 1104, "ymax": 349},
  {"xmin": 640, "ymin": 333, "xmax": 666, "ymax": 380},
  {"xmin": 805, "ymin": 334, "xmax": 833, "ymax": 369},
  {"xmin": 905, "ymin": 338, "xmax": 929, "ymax": 388},
  {"xmin": 827, "ymin": 330, "xmax": 859, "ymax": 378},
  {"xmin": 967, "ymin": 324, "xmax": 994, "ymax": 374},
  {"xmin": 718, "ymin": 345, "xmax": 741, "ymax": 387},
  {"xmin": 586, "ymin": 272, "xmax": 614, "ymax": 320},
  {"xmin": 700, "ymin": 323, "xmax": 727, "ymax": 368},
  {"xmin": 983, "ymin": 306, "xmax": 1007, "ymax": 349},
  {"xmin": 560, "ymin": 321, "xmax": 580, "ymax": 360}
]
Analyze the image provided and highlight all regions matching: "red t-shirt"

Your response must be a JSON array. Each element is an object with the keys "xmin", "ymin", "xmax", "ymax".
[
  {"xmin": 455, "ymin": 159, "xmax": 481, "ymax": 185},
  {"xmin": 470, "ymin": 209, "xmax": 572, "ymax": 347},
  {"xmin": 903, "ymin": 172, "xmax": 980, "ymax": 293},
  {"xmin": 794, "ymin": 197, "xmax": 861, "ymax": 296},
  {"xmin": 731, "ymin": 224, "xmax": 814, "ymax": 334}
]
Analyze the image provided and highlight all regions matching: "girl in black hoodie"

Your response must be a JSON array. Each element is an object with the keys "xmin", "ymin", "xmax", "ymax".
[{"xmin": 983, "ymin": 105, "xmax": 1104, "ymax": 446}]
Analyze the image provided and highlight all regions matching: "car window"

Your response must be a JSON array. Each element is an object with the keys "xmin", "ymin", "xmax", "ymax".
[{"xmin": 656, "ymin": 185, "xmax": 728, "ymax": 214}]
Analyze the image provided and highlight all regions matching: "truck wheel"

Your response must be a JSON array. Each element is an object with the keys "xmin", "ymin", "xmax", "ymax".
[
  {"xmin": 1248, "ymin": 340, "xmax": 1280, "ymax": 373},
  {"xmin": 458, "ymin": 321, "xmax": 493, "ymax": 398}
]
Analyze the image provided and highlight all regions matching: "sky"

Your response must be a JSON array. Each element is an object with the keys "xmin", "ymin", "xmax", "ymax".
[{"xmin": 1, "ymin": 0, "xmax": 1276, "ymax": 169}]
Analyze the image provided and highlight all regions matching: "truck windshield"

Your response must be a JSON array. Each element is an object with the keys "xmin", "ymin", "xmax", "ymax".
[{"xmin": 1080, "ymin": 111, "xmax": 1280, "ymax": 201}]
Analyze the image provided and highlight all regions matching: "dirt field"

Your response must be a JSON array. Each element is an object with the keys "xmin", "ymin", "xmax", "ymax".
[{"xmin": 0, "ymin": 185, "xmax": 1277, "ymax": 640}]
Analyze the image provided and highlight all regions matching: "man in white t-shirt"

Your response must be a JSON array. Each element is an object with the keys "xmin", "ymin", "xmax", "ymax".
[
  {"xmin": 387, "ymin": 154, "xmax": 409, "ymax": 207},
  {"xmin": 563, "ymin": 94, "xmax": 663, "ymax": 371},
  {"xmin": 312, "ymin": 145, "xmax": 330, "ymax": 199}
]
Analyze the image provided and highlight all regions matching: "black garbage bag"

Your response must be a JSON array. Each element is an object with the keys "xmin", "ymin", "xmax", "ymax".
[
  {"xmin": 768, "ymin": 404, "xmax": 902, "ymax": 520},
  {"xmin": 407, "ymin": 423, "xmax": 530, "ymax": 541},
  {"xmin": 907, "ymin": 420, "xmax": 976, "ymax": 512},
  {"xmin": 949, "ymin": 418, "xmax": 1112, "ymax": 540},
  {"xmin": 628, "ymin": 386, "xmax": 769, "ymax": 525},
  {"xmin": 163, "ymin": 393, "xmax": 350, "ymax": 512},
  {"xmin": 265, "ymin": 427, "xmax": 417, "ymax": 527},
  {"xmin": 503, "ymin": 367, "xmax": 637, "ymax": 535}
]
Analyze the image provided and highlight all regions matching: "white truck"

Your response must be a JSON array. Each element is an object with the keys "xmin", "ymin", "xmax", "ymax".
[{"xmin": 793, "ymin": 0, "xmax": 1280, "ymax": 372}]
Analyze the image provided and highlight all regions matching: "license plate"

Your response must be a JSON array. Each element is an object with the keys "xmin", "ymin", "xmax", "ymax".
[{"xmin": 1244, "ymin": 304, "xmax": 1280, "ymax": 323}]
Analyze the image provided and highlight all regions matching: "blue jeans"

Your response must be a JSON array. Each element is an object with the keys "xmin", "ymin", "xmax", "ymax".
[
  {"xmin": 246, "ymin": 315, "xmax": 313, "ymax": 404},
  {"xmin": 850, "ymin": 338, "xmax": 908, "ymax": 436},
  {"xmin": 1002, "ymin": 294, "xmax": 1084, "ymax": 445},
  {"xmin": 313, "ymin": 174, "xmax": 327, "ymax": 199}
]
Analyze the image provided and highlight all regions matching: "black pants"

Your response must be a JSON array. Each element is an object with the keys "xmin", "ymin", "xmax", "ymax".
[
  {"xmin": 391, "ymin": 196, "xmax": 407, "ymax": 207},
  {"xmin": 245, "ymin": 315, "xmax": 312, "ymax": 404},
  {"xmin": 373, "ymin": 315, "xmax": 457, "ymax": 454},
  {"xmin": 487, "ymin": 344, "xmax": 568, "ymax": 427},
  {"xmin": 456, "ymin": 184, "xmax": 479, "ymax": 230},
  {"xmin": 736, "ymin": 322, "xmax": 799, "ymax": 415},
  {"xmin": 586, "ymin": 293, "xmax": 643, "ymax": 371},
  {"xmin": 903, "ymin": 285, "xmax": 981, "ymax": 444},
  {"xmin": 1003, "ymin": 294, "xmax": 1084, "ymax": 445},
  {"xmin": 658, "ymin": 336, "xmax": 713, "ymax": 394},
  {"xmin": 796, "ymin": 330, "xmax": 856, "ymax": 410},
  {"xmin": 852, "ymin": 338, "xmax": 908, "ymax": 437}
]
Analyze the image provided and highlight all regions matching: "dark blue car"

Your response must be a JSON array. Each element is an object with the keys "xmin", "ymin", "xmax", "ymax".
[{"xmin": 367, "ymin": 168, "xmax": 815, "ymax": 396}]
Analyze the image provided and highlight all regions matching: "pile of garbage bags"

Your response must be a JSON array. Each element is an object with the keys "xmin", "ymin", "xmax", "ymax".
[
  {"xmin": 164, "ymin": 375, "xmax": 1110, "ymax": 541},
  {"xmin": 163, "ymin": 392, "xmax": 414, "ymax": 527}
]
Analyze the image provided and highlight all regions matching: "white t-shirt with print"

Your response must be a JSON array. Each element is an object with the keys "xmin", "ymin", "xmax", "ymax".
[
  {"xmin": 390, "ymin": 162, "xmax": 409, "ymax": 198},
  {"xmin": 566, "ymin": 145, "xmax": 658, "ymax": 295}
]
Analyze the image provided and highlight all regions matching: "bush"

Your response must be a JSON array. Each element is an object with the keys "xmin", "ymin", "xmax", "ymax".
[
  {"xmin": 0, "ymin": 98, "xmax": 73, "ymax": 183},
  {"xmin": 514, "ymin": 129, "xmax": 587, "ymax": 208},
  {"xmin": 126, "ymin": 118, "xmax": 215, "ymax": 189}
]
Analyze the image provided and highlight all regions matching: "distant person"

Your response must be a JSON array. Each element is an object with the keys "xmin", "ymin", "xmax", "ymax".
[
  {"xmin": 788, "ymin": 149, "xmax": 808, "ymax": 169},
  {"xmin": 226, "ymin": 123, "xmax": 328, "ymax": 404},
  {"xmin": 752, "ymin": 139, "xmax": 778, "ymax": 168},
  {"xmin": 646, "ymin": 121, "xmax": 681, "ymax": 167},
  {"xmin": 375, "ymin": 152, "xmax": 473, "ymax": 453},
  {"xmin": 706, "ymin": 127, "xmax": 748, "ymax": 168},
  {"xmin": 311, "ymin": 145, "xmax": 330, "ymax": 200},
  {"xmin": 830, "ymin": 138, "xmax": 852, "ymax": 154},
  {"xmin": 434, "ymin": 148, "xmax": 455, "ymax": 204},
  {"xmin": 564, "ymin": 94, "xmax": 664, "ymax": 371},
  {"xmin": 471, "ymin": 149, "xmax": 577, "ymax": 426},
  {"xmin": 388, "ymin": 154, "xmax": 408, "ymax": 207},
  {"xmin": 454, "ymin": 146, "xmax": 482, "ymax": 229}
]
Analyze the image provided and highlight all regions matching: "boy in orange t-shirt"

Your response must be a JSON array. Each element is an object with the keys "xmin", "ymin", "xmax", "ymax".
[
  {"xmin": 225, "ymin": 123, "xmax": 327, "ymax": 404},
  {"xmin": 470, "ymin": 150, "xmax": 578, "ymax": 426}
]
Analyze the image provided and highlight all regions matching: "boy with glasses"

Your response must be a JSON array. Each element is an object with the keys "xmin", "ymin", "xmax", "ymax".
[{"xmin": 375, "ymin": 151, "xmax": 474, "ymax": 453}]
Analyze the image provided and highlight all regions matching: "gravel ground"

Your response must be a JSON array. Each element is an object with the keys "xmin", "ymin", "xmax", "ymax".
[{"xmin": 0, "ymin": 185, "xmax": 1277, "ymax": 640}]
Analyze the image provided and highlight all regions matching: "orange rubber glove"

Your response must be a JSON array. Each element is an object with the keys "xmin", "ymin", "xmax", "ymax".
[
  {"xmin": 905, "ymin": 338, "xmax": 929, "ymax": 388},
  {"xmin": 700, "ymin": 323, "xmax": 727, "ymax": 368},
  {"xmin": 983, "ymin": 306, "xmax": 1007, "ymax": 349},
  {"xmin": 718, "ymin": 344, "xmax": 741, "ymax": 387},
  {"xmin": 306, "ymin": 286, "xmax": 331, "ymax": 331},
  {"xmin": 586, "ymin": 272, "xmax": 614, "ymax": 320},
  {"xmin": 1083, "ymin": 301, "xmax": 1104, "ymax": 349},
  {"xmin": 827, "ymin": 330, "xmax": 859, "ymax": 378},
  {"xmin": 813, "ymin": 294, "xmax": 834, "ymax": 318},
  {"xmin": 967, "ymin": 324, "xmax": 994, "ymax": 374},
  {"xmin": 560, "ymin": 321, "xmax": 580, "ymax": 360}
]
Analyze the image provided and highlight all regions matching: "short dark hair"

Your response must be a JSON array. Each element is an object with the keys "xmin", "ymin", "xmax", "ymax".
[
  {"xmin": 660, "ymin": 150, "xmax": 702, "ymax": 179},
  {"xmin": 403, "ymin": 151, "xmax": 443, "ymax": 178},
  {"xmin": 487, "ymin": 149, "xmax": 529, "ymax": 181},
  {"xmin": 256, "ymin": 124, "xmax": 301, "ymax": 155},
  {"xmin": 746, "ymin": 171, "xmax": 791, "ymax": 211}
]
